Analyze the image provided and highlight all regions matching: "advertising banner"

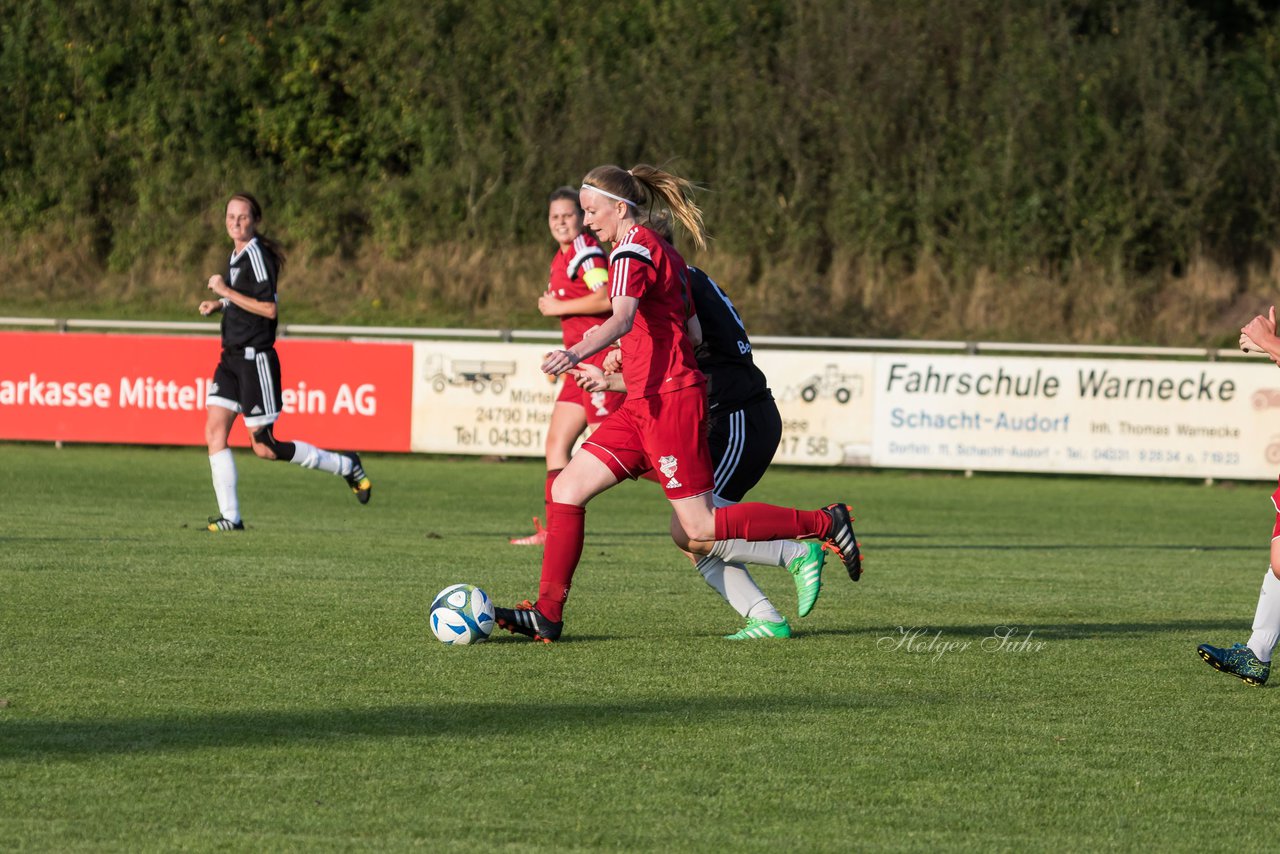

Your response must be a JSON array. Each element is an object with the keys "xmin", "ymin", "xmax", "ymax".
[
  {"xmin": 0, "ymin": 332, "xmax": 414, "ymax": 451},
  {"xmin": 871, "ymin": 354, "xmax": 1279, "ymax": 479},
  {"xmin": 409, "ymin": 341, "xmax": 553, "ymax": 457},
  {"xmin": 407, "ymin": 343, "xmax": 879, "ymax": 467},
  {"xmin": 754, "ymin": 351, "xmax": 874, "ymax": 466},
  {"xmin": 7, "ymin": 330, "xmax": 1279, "ymax": 481}
]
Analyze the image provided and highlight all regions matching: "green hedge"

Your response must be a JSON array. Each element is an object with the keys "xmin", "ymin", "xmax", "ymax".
[{"xmin": 2, "ymin": 0, "xmax": 1278, "ymax": 283}]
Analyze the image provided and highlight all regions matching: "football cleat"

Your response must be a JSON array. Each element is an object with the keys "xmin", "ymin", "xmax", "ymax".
[
  {"xmin": 787, "ymin": 541, "xmax": 826, "ymax": 618},
  {"xmin": 724, "ymin": 617, "xmax": 792, "ymax": 640},
  {"xmin": 1197, "ymin": 642, "xmax": 1270, "ymax": 686},
  {"xmin": 494, "ymin": 599, "xmax": 562, "ymax": 643},
  {"xmin": 344, "ymin": 452, "xmax": 372, "ymax": 504},
  {"xmin": 821, "ymin": 503, "xmax": 862, "ymax": 581},
  {"xmin": 207, "ymin": 515, "xmax": 244, "ymax": 532},
  {"xmin": 509, "ymin": 516, "xmax": 548, "ymax": 546}
]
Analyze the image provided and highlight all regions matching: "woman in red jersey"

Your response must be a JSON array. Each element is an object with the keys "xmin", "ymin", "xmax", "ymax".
[
  {"xmin": 493, "ymin": 164, "xmax": 862, "ymax": 642},
  {"xmin": 509, "ymin": 187, "xmax": 625, "ymax": 545}
]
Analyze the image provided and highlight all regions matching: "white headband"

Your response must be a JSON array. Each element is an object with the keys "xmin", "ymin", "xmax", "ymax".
[{"xmin": 581, "ymin": 182, "xmax": 638, "ymax": 208}]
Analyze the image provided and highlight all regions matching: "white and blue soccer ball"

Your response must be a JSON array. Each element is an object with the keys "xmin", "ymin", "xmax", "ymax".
[{"xmin": 429, "ymin": 583, "xmax": 495, "ymax": 645}]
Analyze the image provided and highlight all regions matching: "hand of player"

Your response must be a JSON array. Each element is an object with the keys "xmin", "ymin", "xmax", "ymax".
[
  {"xmin": 198, "ymin": 300, "xmax": 221, "ymax": 317},
  {"xmin": 541, "ymin": 349, "xmax": 580, "ymax": 377},
  {"xmin": 602, "ymin": 348, "xmax": 623, "ymax": 374},
  {"xmin": 571, "ymin": 363, "xmax": 608, "ymax": 393},
  {"xmin": 537, "ymin": 293, "xmax": 562, "ymax": 316},
  {"xmin": 1242, "ymin": 307, "xmax": 1277, "ymax": 354},
  {"xmin": 207, "ymin": 274, "xmax": 229, "ymax": 298}
]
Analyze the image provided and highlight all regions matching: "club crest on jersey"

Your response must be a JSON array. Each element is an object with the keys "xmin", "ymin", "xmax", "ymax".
[
  {"xmin": 658, "ymin": 455, "xmax": 682, "ymax": 488},
  {"xmin": 658, "ymin": 455, "xmax": 679, "ymax": 478},
  {"xmin": 591, "ymin": 391, "xmax": 608, "ymax": 416}
]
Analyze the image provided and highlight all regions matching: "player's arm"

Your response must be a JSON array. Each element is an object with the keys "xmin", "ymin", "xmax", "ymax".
[
  {"xmin": 206, "ymin": 274, "xmax": 278, "ymax": 320},
  {"xmin": 543, "ymin": 295, "xmax": 638, "ymax": 376},
  {"xmin": 538, "ymin": 287, "xmax": 612, "ymax": 317},
  {"xmin": 572, "ymin": 362, "xmax": 626, "ymax": 393},
  {"xmin": 686, "ymin": 312, "xmax": 703, "ymax": 348}
]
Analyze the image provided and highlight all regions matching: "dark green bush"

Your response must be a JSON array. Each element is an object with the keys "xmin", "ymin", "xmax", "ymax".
[{"xmin": 1, "ymin": 0, "xmax": 1277, "ymax": 331}]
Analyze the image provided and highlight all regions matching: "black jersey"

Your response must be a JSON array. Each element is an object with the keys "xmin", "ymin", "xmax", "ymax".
[
  {"xmin": 220, "ymin": 237, "xmax": 279, "ymax": 350},
  {"xmin": 687, "ymin": 266, "xmax": 771, "ymax": 415}
]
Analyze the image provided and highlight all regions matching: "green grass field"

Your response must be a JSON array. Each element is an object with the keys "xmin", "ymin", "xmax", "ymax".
[{"xmin": 3, "ymin": 444, "xmax": 1280, "ymax": 851}]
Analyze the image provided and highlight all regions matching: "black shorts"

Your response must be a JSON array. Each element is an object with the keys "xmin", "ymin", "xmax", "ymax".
[
  {"xmin": 708, "ymin": 398, "xmax": 782, "ymax": 505},
  {"xmin": 206, "ymin": 346, "xmax": 283, "ymax": 429}
]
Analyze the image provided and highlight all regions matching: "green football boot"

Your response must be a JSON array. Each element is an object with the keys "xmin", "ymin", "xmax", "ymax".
[
  {"xmin": 724, "ymin": 617, "xmax": 792, "ymax": 640},
  {"xmin": 1197, "ymin": 642, "xmax": 1270, "ymax": 686},
  {"xmin": 787, "ymin": 541, "xmax": 826, "ymax": 618}
]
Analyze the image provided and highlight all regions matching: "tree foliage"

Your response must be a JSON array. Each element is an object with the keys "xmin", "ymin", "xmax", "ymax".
[{"xmin": 1, "ymin": 0, "xmax": 1278, "ymax": 316}]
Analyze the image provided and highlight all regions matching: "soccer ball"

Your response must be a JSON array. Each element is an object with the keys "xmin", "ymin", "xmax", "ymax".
[{"xmin": 429, "ymin": 583, "xmax": 495, "ymax": 645}]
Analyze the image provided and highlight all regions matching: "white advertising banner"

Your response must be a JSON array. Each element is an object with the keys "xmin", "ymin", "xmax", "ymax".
[
  {"xmin": 871, "ymin": 354, "xmax": 1280, "ymax": 479},
  {"xmin": 753, "ymin": 351, "xmax": 874, "ymax": 466},
  {"xmin": 410, "ymin": 341, "xmax": 553, "ymax": 457},
  {"xmin": 407, "ymin": 340, "xmax": 1280, "ymax": 480},
  {"xmin": 407, "ymin": 342, "xmax": 878, "ymax": 466}
]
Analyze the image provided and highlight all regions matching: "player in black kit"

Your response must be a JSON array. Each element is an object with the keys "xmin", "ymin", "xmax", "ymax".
[
  {"xmin": 572, "ymin": 214, "xmax": 844, "ymax": 639},
  {"xmin": 197, "ymin": 192, "xmax": 371, "ymax": 531}
]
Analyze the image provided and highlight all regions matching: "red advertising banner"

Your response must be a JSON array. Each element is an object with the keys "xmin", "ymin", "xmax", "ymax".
[{"xmin": 0, "ymin": 332, "xmax": 414, "ymax": 452}]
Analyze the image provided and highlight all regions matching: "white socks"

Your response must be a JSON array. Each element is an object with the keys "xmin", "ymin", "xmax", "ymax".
[
  {"xmin": 708, "ymin": 538, "xmax": 807, "ymax": 568},
  {"xmin": 695, "ymin": 555, "xmax": 784, "ymax": 622},
  {"xmin": 210, "ymin": 442, "xmax": 349, "ymax": 524},
  {"xmin": 1247, "ymin": 567, "xmax": 1280, "ymax": 662},
  {"xmin": 289, "ymin": 441, "xmax": 351, "ymax": 476},
  {"xmin": 698, "ymin": 538, "xmax": 808, "ymax": 623},
  {"xmin": 208, "ymin": 448, "xmax": 240, "ymax": 524}
]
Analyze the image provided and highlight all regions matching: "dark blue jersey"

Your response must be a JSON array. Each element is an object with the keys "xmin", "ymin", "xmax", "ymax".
[
  {"xmin": 687, "ymin": 266, "xmax": 771, "ymax": 415},
  {"xmin": 220, "ymin": 236, "xmax": 279, "ymax": 350}
]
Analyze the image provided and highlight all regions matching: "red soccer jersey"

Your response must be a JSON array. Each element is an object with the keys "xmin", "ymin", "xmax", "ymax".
[
  {"xmin": 549, "ymin": 233, "xmax": 609, "ymax": 348},
  {"xmin": 608, "ymin": 225, "xmax": 705, "ymax": 397}
]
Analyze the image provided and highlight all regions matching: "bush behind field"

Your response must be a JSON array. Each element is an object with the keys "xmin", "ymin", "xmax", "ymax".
[{"xmin": 2, "ymin": 0, "xmax": 1280, "ymax": 344}]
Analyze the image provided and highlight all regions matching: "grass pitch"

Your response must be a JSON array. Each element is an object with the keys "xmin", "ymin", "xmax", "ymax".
[{"xmin": 3, "ymin": 443, "xmax": 1280, "ymax": 851}]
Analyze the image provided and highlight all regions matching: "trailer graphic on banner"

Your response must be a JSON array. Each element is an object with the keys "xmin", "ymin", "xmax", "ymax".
[
  {"xmin": 411, "ymin": 342, "xmax": 554, "ymax": 456},
  {"xmin": 754, "ymin": 351, "xmax": 874, "ymax": 466},
  {"xmin": 871, "ymin": 355, "xmax": 1276, "ymax": 479}
]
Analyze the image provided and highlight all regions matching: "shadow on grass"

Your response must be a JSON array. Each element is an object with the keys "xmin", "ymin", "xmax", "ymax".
[
  {"xmin": 0, "ymin": 536, "xmax": 154, "ymax": 543},
  {"xmin": 867, "ymin": 543, "xmax": 1253, "ymax": 552},
  {"xmin": 802, "ymin": 619, "xmax": 1240, "ymax": 640},
  {"xmin": 0, "ymin": 693, "xmax": 889, "ymax": 760},
  {"xmin": 486, "ymin": 633, "xmax": 612, "ymax": 644}
]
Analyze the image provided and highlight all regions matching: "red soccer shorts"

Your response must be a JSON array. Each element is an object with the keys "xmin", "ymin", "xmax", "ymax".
[
  {"xmin": 555, "ymin": 374, "xmax": 625, "ymax": 425},
  {"xmin": 581, "ymin": 382, "xmax": 713, "ymax": 500},
  {"xmin": 555, "ymin": 349, "xmax": 625, "ymax": 425}
]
